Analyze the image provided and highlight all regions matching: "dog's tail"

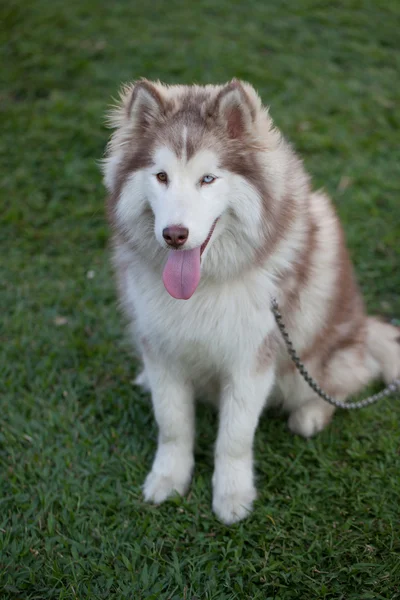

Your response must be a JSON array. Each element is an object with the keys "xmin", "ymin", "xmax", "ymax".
[{"xmin": 367, "ymin": 317, "xmax": 400, "ymax": 385}]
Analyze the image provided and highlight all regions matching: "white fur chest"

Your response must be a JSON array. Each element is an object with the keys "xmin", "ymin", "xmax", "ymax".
[{"xmin": 121, "ymin": 252, "xmax": 277, "ymax": 376}]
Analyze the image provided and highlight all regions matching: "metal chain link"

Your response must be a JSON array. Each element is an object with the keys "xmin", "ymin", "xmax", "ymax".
[{"xmin": 271, "ymin": 298, "xmax": 400, "ymax": 410}]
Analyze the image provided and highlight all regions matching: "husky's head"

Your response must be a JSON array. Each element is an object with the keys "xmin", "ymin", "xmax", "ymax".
[{"xmin": 103, "ymin": 80, "xmax": 291, "ymax": 299}]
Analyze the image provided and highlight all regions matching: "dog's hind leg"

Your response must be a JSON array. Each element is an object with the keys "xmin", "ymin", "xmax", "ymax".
[
  {"xmin": 288, "ymin": 397, "xmax": 336, "ymax": 438},
  {"xmin": 285, "ymin": 326, "xmax": 384, "ymax": 438}
]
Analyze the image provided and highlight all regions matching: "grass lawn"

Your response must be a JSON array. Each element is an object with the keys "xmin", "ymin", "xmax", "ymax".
[{"xmin": 1, "ymin": 0, "xmax": 400, "ymax": 598}]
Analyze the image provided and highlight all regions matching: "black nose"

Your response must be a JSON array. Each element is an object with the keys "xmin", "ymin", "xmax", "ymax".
[{"xmin": 162, "ymin": 226, "xmax": 189, "ymax": 248}]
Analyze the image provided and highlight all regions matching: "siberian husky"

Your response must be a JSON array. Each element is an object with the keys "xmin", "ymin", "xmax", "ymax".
[{"xmin": 102, "ymin": 79, "xmax": 400, "ymax": 524}]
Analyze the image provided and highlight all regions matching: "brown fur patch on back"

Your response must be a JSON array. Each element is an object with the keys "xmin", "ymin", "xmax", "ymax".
[
  {"xmin": 296, "ymin": 220, "xmax": 319, "ymax": 289},
  {"xmin": 300, "ymin": 223, "xmax": 365, "ymax": 371},
  {"xmin": 278, "ymin": 211, "xmax": 367, "ymax": 382},
  {"xmin": 255, "ymin": 153, "xmax": 309, "ymax": 267},
  {"xmin": 279, "ymin": 212, "xmax": 318, "ymax": 319}
]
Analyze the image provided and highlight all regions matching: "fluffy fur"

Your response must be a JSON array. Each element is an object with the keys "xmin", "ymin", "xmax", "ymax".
[{"xmin": 102, "ymin": 79, "xmax": 400, "ymax": 524}]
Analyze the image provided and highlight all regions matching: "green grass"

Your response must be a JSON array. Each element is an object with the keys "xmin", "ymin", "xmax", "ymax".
[{"xmin": 1, "ymin": 0, "xmax": 400, "ymax": 598}]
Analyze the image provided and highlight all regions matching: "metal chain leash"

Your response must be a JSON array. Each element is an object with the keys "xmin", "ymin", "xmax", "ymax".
[{"xmin": 271, "ymin": 298, "xmax": 400, "ymax": 410}]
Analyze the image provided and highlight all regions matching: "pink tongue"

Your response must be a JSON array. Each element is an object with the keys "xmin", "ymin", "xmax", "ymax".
[{"xmin": 162, "ymin": 248, "xmax": 201, "ymax": 300}]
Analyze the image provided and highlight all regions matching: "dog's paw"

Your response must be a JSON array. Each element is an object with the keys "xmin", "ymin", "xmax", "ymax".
[
  {"xmin": 143, "ymin": 469, "xmax": 191, "ymax": 504},
  {"xmin": 212, "ymin": 459, "xmax": 256, "ymax": 524},
  {"xmin": 144, "ymin": 442, "xmax": 194, "ymax": 504},
  {"xmin": 288, "ymin": 400, "xmax": 333, "ymax": 438},
  {"xmin": 212, "ymin": 486, "xmax": 256, "ymax": 525}
]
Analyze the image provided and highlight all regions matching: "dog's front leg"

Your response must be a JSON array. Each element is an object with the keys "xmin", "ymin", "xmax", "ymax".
[
  {"xmin": 143, "ymin": 359, "xmax": 195, "ymax": 504},
  {"xmin": 212, "ymin": 367, "xmax": 275, "ymax": 524}
]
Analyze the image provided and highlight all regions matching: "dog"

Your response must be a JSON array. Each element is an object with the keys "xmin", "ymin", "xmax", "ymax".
[{"xmin": 102, "ymin": 79, "xmax": 400, "ymax": 524}]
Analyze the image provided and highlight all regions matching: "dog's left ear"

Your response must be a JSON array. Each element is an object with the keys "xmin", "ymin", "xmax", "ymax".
[{"xmin": 214, "ymin": 80, "xmax": 255, "ymax": 139}]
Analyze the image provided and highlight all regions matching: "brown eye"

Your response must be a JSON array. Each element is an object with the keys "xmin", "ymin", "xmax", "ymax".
[{"xmin": 156, "ymin": 172, "xmax": 168, "ymax": 184}]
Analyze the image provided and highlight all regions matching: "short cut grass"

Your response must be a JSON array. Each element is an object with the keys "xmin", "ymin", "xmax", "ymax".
[{"xmin": 1, "ymin": 0, "xmax": 400, "ymax": 598}]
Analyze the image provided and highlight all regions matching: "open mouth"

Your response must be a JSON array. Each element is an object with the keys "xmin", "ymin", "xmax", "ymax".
[
  {"xmin": 200, "ymin": 218, "xmax": 218, "ymax": 257},
  {"xmin": 162, "ymin": 218, "xmax": 219, "ymax": 300}
]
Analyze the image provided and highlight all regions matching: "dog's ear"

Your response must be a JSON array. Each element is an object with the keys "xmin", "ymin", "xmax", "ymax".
[
  {"xmin": 127, "ymin": 80, "xmax": 165, "ymax": 130},
  {"xmin": 214, "ymin": 80, "xmax": 255, "ymax": 139}
]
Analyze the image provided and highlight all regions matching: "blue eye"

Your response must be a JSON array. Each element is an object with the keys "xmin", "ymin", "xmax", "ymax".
[{"xmin": 201, "ymin": 175, "xmax": 215, "ymax": 185}]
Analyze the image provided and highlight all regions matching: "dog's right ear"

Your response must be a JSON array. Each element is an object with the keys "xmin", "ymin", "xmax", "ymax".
[{"xmin": 126, "ymin": 80, "xmax": 165, "ymax": 130}]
